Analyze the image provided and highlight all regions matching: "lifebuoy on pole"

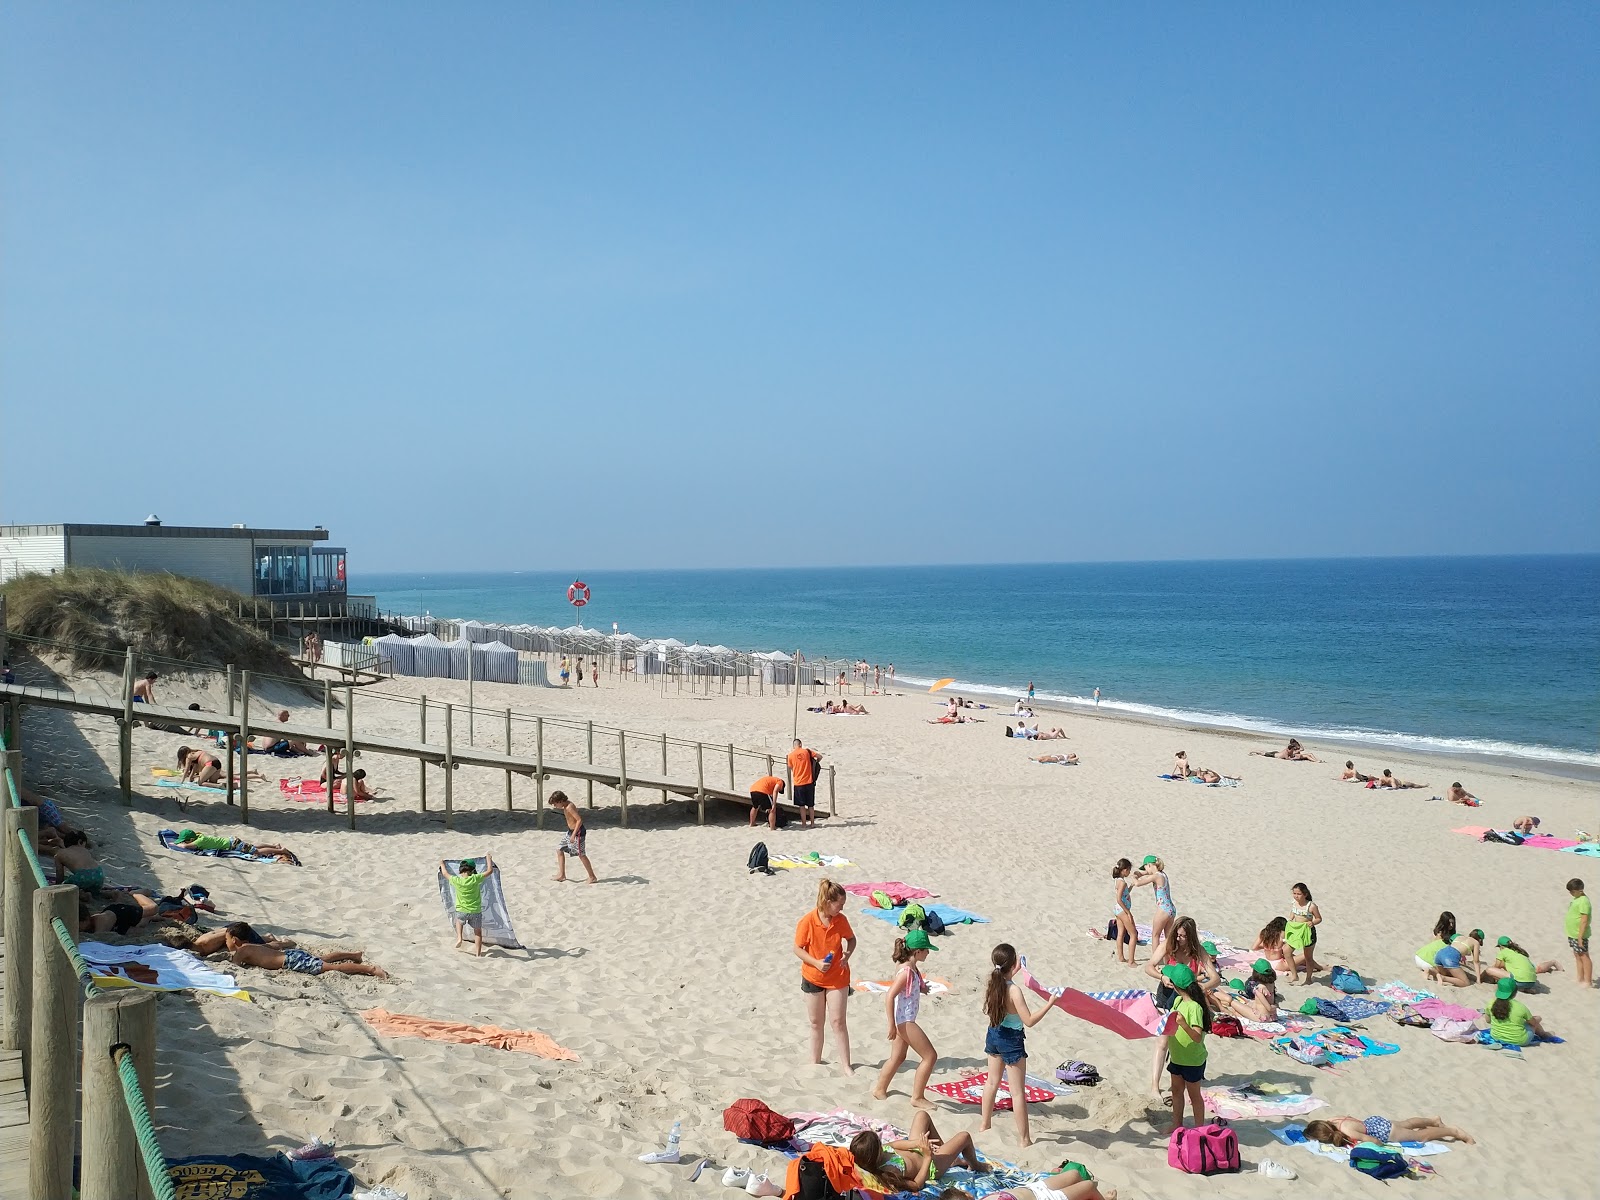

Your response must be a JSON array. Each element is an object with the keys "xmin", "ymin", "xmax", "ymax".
[{"xmin": 567, "ymin": 580, "xmax": 590, "ymax": 607}]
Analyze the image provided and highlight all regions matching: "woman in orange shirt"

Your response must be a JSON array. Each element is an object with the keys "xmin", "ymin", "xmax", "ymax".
[{"xmin": 795, "ymin": 879, "xmax": 857, "ymax": 1074}]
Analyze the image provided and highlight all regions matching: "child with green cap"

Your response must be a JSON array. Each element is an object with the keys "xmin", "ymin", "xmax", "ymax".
[
  {"xmin": 1566, "ymin": 878, "xmax": 1591, "ymax": 987},
  {"xmin": 1226, "ymin": 958, "xmax": 1283, "ymax": 1022},
  {"xmin": 872, "ymin": 927, "xmax": 940, "ymax": 1110},
  {"xmin": 1481, "ymin": 936, "xmax": 1561, "ymax": 991},
  {"xmin": 1484, "ymin": 976, "xmax": 1556, "ymax": 1046},
  {"xmin": 442, "ymin": 854, "xmax": 494, "ymax": 957},
  {"xmin": 1161, "ymin": 962, "xmax": 1211, "ymax": 1133}
]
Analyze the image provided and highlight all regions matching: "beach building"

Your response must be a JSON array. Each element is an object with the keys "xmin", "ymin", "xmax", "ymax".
[{"xmin": 0, "ymin": 517, "xmax": 361, "ymax": 612}]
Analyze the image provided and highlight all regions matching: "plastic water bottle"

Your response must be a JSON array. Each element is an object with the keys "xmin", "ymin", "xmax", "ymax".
[{"xmin": 666, "ymin": 1120, "xmax": 682, "ymax": 1156}]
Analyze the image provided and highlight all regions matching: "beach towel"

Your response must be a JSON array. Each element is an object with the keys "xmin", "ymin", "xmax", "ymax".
[
  {"xmin": 1563, "ymin": 843, "xmax": 1600, "ymax": 857},
  {"xmin": 1202, "ymin": 1087, "xmax": 1327, "ymax": 1120},
  {"xmin": 1157, "ymin": 773, "xmax": 1241, "ymax": 787},
  {"xmin": 157, "ymin": 777, "xmax": 228, "ymax": 794},
  {"xmin": 787, "ymin": 1111, "xmax": 1050, "ymax": 1200},
  {"xmin": 361, "ymin": 1008, "xmax": 576, "ymax": 1060},
  {"xmin": 166, "ymin": 1152, "xmax": 354, "ymax": 1199},
  {"xmin": 1272, "ymin": 1026, "xmax": 1398, "ymax": 1066},
  {"xmin": 150, "ymin": 767, "xmax": 179, "ymax": 777},
  {"xmin": 1240, "ymin": 1013, "xmax": 1319, "ymax": 1040},
  {"xmin": 157, "ymin": 828, "xmax": 300, "ymax": 865},
  {"xmin": 931, "ymin": 1071, "xmax": 1059, "ymax": 1110},
  {"xmin": 437, "ymin": 859, "xmax": 523, "ymax": 949},
  {"xmin": 1313, "ymin": 996, "xmax": 1393, "ymax": 1022},
  {"xmin": 771, "ymin": 854, "xmax": 854, "ymax": 870},
  {"xmin": 852, "ymin": 975, "xmax": 954, "ymax": 996},
  {"xmin": 1268, "ymin": 1125, "xmax": 1452, "ymax": 1163},
  {"xmin": 1522, "ymin": 834, "xmax": 1581, "ymax": 850},
  {"xmin": 1017, "ymin": 967, "xmax": 1174, "ymax": 1039},
  {"xmin": 843, "ymin": 882, "xmax": 936, "ymax": 903},
  {"xmin": 1412, "ymin": 997, "xmax": 1480, "ymax": 1023},
  {"xmin": 80, "ymin": 942, "xmax": 250, "ymax": 1000},
  {"xmin": 790, "ymin": 1109, "xmax": 907, "ymax": 1147},
  {"xmin": 862, "ymin": 904, "xmax": 989, "ymax": 927},
  {"xmin": 279, "ymin": 777, "xmax": 368, "ymax": 805},
  {"xmin": 1376, "ymin": 980, "xmax": 1436, "ymax": 1005}
]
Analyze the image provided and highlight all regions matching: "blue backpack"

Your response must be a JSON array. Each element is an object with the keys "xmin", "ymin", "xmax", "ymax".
[
  {"xmin": 1349, "ymin": 1146, "xmax": 1409, "ymax": 1180},
  {"xmin": 1331, "ymin": 965, "xmax": 1367, "ymax": 994}
]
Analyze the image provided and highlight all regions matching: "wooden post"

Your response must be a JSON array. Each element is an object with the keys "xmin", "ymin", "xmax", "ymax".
[
  {"xmin": 660, "ymin": 732, "xmax": 668, "ymax": 804},
  {"xmin": 828, "ymin": 765, "xmax": 837, "ymax": 816},
  {"xmin": 504, "ymin": 708, "xmax": 513, "ymax": 810},
  {"xmin": 225, "ymin": 665, "xmax": 236, "ymax": 807},
  {"xmin": 118, "ymin": 648, "xmax": 134, "ymax": 804},
  {"xmin": 443, "ymin": 703, "xmax": 454, "ymax": 829},
  {"xmin": 323, "ymin": 732, "xmax": 335, "ymax": 815},
  {"xmin": 727, "ymin": 743, "xmax": 735, "ymax": 791},
  {"xmin": 81, "ymin": 990, "xmax": 157, "ymax": 1200},
  {"xmin": 238, "ymin": 671, "xmax": 251, "ymax": 825},
  {"xmin": 586, "ymin": 720, "xmax": 595, "ymax": 809},
  {"xmin": 30, "ymin": 883, "xmax": 78, "ymax": 1200},
  {"xmin": 695, "ymin": 742, "xmax": 706, "ymax": 825},
  {"xmin": 466, "ymin": 642, "xmax": 475, "ymax": 745},
  {"xmin": 419, "ymin": 696, "xmax": 428, "ymax": 811},
  {"xmin": 323, "ymin": 678, "xmax": 333, "ymax": 728},
  {"xmin": 3, "ymin": 806, "xmax": 39, "ymax": 1061},
  {"xmin": 534, "ymin": 717, "xmax": 545, "ymax": 828},
  {"xmin": 618, "ymin": 730, "xmax": 629, "ymax": 827},
  {"xmin": 344, "ymin": 685, "xmax": 356, "ymax": 830}
]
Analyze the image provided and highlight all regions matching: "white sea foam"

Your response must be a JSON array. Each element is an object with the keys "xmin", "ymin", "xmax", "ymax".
[{"xmin": 898, "ymin": 673, "xmax": 1600, "ymax": 769}]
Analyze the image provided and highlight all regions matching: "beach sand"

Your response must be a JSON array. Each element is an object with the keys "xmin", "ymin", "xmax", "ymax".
[{"xmin": 21, "ymin": 661, "xmax": 1599, "ymax": 1199}]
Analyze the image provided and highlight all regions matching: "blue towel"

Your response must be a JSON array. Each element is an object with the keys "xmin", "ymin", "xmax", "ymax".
[{"xmin": 862, "ymin": 904, "xmax": 990, "ymax": 927}]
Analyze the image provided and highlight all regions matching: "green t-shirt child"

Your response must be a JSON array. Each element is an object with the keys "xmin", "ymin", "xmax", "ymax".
[
  {"xmin": 449, "ymin": 870, "xmax": 485, "ymax": 914},
  {"xmin": 1566, "ymin": 893, "xmax": 1592, "ymax": 941},
  {"xmin": 1169, "ymin": 995, "xmax": 1208, "ymax": 1066}
]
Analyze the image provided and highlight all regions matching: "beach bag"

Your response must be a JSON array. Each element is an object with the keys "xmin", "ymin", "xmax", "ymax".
[
  {"xmin": 870, "ymin": 890, "xmax": 896, "ymax": 910},
  {"xmin": 722, "ymin": 1099, "xmax": 795, "ymax": 1145},
  {"xmin": 1055, "ymin": 1060, "xmax": 1101, "ymax": 1086},
  {"xmin": 922, "ymin": 909, "xmax": 947, "ymax": 936},
  {"xmin": 898, "ymin": 903, "xmax": 927, "ymax": 929},
  {"xmin": 1167, "ymin": 1123, "xmax": 1240, "ymax": 1175},
  {"xmin": 1210, "ymin": 1015, "xmax": 1244, "ymax": 1039},
  {"xmin": 1331, "ymin": 965, "xmax": 1367, "ymax": 994},
  {"xmin": 747, "ymin": 843, "xmax": 774, "ymax": 875},
  {"xmin": 793, "ymin": 1157, "xmax": 850, "ymax": 1200},
  {"xmin": 1481, "ymin": 830, "xmax": 1522, "ymax": 845},
  {"xmin": 1349, "ymin": 1145, "xmax": 1409, "ymax": 1180}
]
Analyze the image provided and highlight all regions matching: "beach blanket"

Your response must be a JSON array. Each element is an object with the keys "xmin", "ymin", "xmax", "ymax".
[
  {"xmin": 1376, "ymin": 980, "xmax": 1436, "ymax": 1005},
  {"xmin": 1313, "ymin": 995, "xmax": 1393, "ymax": 1022},
  {"xmin": 150, "ymin": 767, "xmax": 180, "ymax": 777},
  {"xmin": 1273, "ymin": 1025, "xmax": 1399, "ymax": 1065},
  {"xmin": 790, "ymin": 1109, "xmax": 907, "ymax": 1147},
  {"xmin": 1454, "ymin": 826, "xmax": 1586, "ymax": 852},
  {"xmin": 772, "ymin": 854, "xmax": 854, "ymax": 870},
  {"xmin": 931, "ymin": 1071, "xmax": 1059, "ymax": 1110},
  {"xmin": 1202, "ymin": 1087, "xmax": 1327, "ymax": 1120},
  {"xmin": 1413, "ymin": 997, "xmax": 1480, "ymax": 1023},
  {"xmin": 437, "ymin": 860, "xmax": 523, "ymax": 949},
  {"xmin": 862, "ymin": 904, "xmax": 989, "ymax": 928},
  {"xmin": 157, "ymin": 828, "xmax": 300, "ymax": 865},
  {"xmin": 788, "ymin": 1111, "xmax": 1053, "ymax": 1199},
  {"xmin": 280, "ymin": 777, "xmax": 368, "ymax": 804},
  {"xmin": 1018, "ymin": 967, "xmax": 1174, "ymax": 1039},
  {"xmin": 1565, "ymin": 843, "xmax": 1600, "ymax": 857},
  {"xmin": 1268, "ymin": 1124, "xmax": 1452, "ymax": 1162},
  {"xmin": 80, "ymin": 942, "xmax": 250, "ymax": 1000},
  {"xmin": 852, "ymin": 975, "xmax": 954, "ymax": 996},
  {"xmin": 844, "ymin": 882, "xmax": 935, "ymax": 903},
  {"xmin": 361, "ymin": 1008, "xmax": 576, "ymax": 1060},
  {"xmin": 1157, "ymin": 773, "xmax": 1241, "ymax": 787},
  {"xmin": 157, "ymin": 777, "xmax": 228, "ymax": 794},
  {"xmin": 167, "ymin": 1153, "xmax": 354, "ymax": 1199},
  {"xmin": 1241, "ymin": 1013, "xmax": 1319, "ymax": 1040}
]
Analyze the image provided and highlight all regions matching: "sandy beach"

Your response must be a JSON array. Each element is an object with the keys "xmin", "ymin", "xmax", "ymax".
[{"xmin": 22, "ymin": 663, "xmax": 1599, "ymax": 1200}]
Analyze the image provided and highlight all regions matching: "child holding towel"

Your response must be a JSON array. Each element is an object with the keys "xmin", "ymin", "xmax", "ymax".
[{"xmin": 979, "ymin": 944, "xmax": 1059, "ymax": 1147}]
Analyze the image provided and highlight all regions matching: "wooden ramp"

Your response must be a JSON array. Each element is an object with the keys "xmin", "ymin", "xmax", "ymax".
[{"xmin": 0, "ymin": 937, "xmax": 30, "ymax": 1198}]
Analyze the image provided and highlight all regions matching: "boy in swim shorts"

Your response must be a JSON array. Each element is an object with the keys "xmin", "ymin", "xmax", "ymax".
[
  {"xmin": 1567, "ymin": 879, "xmax": 1592, "ymax": 988},
  {"xmin": 226, "ymin": 930, "xmax": 388, "ymax": 978},
  {"xmin": 551, "ymin": 792, "xmax": 596, "ymax": 884}
]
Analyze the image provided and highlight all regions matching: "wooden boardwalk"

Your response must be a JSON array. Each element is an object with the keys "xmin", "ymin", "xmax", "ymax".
[
  {"xmin": 0, "ymin": 681, "xmax": 826, "ymax": 823},
  {"xmin": 0, "ymin": 937, "xmax": 30, "ymax": 1198}
]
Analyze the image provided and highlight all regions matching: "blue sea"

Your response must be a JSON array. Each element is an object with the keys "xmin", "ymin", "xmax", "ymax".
[{"xmin": 358, "ymin": 557, "xmax": 1600, "ymax": 769}]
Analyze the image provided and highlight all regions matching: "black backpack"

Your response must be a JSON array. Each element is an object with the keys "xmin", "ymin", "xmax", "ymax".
[
  {"xmin": 748, "ymin": 842, "xmax": 774, "ymax": 875},
  {"xmin": 922, "ymin": 909, "xmax": 947, "ymax": 936}
]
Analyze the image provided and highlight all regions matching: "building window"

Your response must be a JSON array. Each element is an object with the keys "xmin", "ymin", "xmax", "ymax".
[
  {"xmin": 311, "ymin": 548, "xmax": 347, "ymax": 594},
  {"xmin": 254, "ymin": 545, "xmax": 311, "ymax": 595}
]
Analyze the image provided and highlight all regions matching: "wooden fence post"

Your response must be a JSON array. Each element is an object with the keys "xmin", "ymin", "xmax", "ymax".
[
  {"xmin": 728, "ymin": 743, "xmax": 735, "ymax": 791},
  {"xmin": 81, "ymin": 990, "xmax": 157, "ymax": 1200},
  {"xmin": 618, "ymin": 731, "xmax": 629, "ymax": 827},
  {"xmin": 225, "ymin": 665, "xmax": 236, "ymax": 807},
  {"xmin": 418, "ymin": 696, "xmax": 428, "ymax": 811},
  {"xmin": 534, "ymin": 717, "xmax": 545, "ymax": 828},
  {"xmin": 695, "ymin": 742, "xmax": 706, "ymax": 826},
  {"xmin": 344, "ymin": 686, "xmax": 356, "ymax": 830},
  {"xmin": 586, "ymin": 720, "xmax": 594, "ymax": 809},
  {"xmin": 660, "ymin": 732, "xmax": 668, "ymax": 805},
  {"xmin": 118, "ymin": 648, "xmax": 134, "ymax": 805},
  {"xmin": 238, "ymin": 671, "xmax": 251, "ymax": 825},
  {"xmin": 323, "ymin": 678, "xmax": 333, "ymax": 729},
  {"xmin": 443, "ymin": 703, "xmax": 454, "ymax": 830},
  {"xmin": 828, "ymin": 765, "xmax": 837, "ymax": 816},
  {"xmin": 3, "ymin": 806, "xmax": 38, "ymax": 1062},
  {"xmin": 30, "ymin": 883, "xmax": 78, "ymax": 1200}
]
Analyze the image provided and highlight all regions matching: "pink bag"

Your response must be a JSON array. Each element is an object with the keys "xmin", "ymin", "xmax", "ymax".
[{"xmin": 1168, "ymin": 1123, "xmax": 1240, "ymax": 1174}]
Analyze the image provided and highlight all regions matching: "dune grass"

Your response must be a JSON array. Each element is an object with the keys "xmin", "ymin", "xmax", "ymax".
[{"xmin": 2, "ymin": 567, "xmax": 303, "ymax": 679}]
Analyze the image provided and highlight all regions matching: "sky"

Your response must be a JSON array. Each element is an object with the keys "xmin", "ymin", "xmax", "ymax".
[{"xmin": 2, "ymin": 5, "xmax": 1596, "ymax": 571}]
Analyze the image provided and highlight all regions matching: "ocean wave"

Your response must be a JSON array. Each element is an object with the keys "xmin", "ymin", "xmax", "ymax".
[{"xmin": 897, "ymin": 673, "xmax": 1600, "ymax": 768}]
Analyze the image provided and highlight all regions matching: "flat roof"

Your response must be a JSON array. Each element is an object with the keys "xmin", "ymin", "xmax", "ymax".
[{"xmin": 0, "ymin": 523, "xmax": 329, "ymax": 541}]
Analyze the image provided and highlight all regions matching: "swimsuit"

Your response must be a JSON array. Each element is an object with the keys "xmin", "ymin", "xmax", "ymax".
[
  {"xmin": 283, "ymin": 948, "xmax": 324, "ymax": 975},
  {"xmin": 1152, "ymin": 873, "xmax": 1175, "ymax": 917},
  {"xmin": 1363, "ymin": 1116, "xmax": 1393, "ymax": 1143},
  {"xmin": 1113, "ymin": 881, "xmax": 1132, "ymax": 920},
  {"xmin": 65, "ymin": 866, "xmax": 105, "ymax": 892},
  {"xmin": 893, "ymin": 966, "xmax": 923, "ymax": 1026},
  {"xmin": 106, "ymin": 902, "xmax": 142, "ymax": 935},
  {"xmin": 559, "ymin": 824, "xmax": 587, "ymax": 856}
]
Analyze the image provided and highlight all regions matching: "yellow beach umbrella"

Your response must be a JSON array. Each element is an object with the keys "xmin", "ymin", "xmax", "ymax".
[{"xmin": 929, "ymin": 678, "xmax": 956, "ymax": 693}]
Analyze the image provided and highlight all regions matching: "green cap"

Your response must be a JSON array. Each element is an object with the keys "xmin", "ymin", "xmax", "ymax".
[
  {"xmin": 1496, "ymin": 936, "xmax": 1512, "ymax": 947},
  {"xmin": 1161, "ymin": 963, "xmax": 1195, "ymax": 989},
  {"xmin": 1494, "ymin": 977, "xmax": 1518, "ymax": 1000},
  {"xmin": 1201, "ymin": 940, "xmax": 1218, "ymax": 956},
  {"xmin": 1228, "ymin": 978, "xmax": 1245, "ymax": 991},
  {"xmin": 178, "ymin": 829, "xmax": 195, "ymax": 841},
  {"xmin": 903, "ymin": 929, "xmax": 939, "ymax": 953},
  {"xmin": 1253, "ymin": 958, "xmax": 1273, "ymax": 975},
  {"xmin": 1470, "ymin": 929, "xmax": 1485, "ymax": 943},
  {"xmin": 1142, "ymin": 854, "xmax": 1159, "ymax": 865}
]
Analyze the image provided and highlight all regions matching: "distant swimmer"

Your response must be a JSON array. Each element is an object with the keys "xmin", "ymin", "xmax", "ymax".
[
  {"xmin": 1251, "ymin": 738, "xmax": 1320, "ymax": 762},
  {"xmin": 1027, "ymin": 681, "xmax": 1035, "ymax": 701}
]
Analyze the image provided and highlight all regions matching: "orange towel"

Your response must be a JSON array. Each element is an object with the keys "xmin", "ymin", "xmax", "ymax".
[
  {"xmin": 361, "ymin": 1008, "xmax": 578, "ymax": 1061},
  {"xmin": 783, "ymin": 1144, "xmax": 872, "ymax": 1200}
]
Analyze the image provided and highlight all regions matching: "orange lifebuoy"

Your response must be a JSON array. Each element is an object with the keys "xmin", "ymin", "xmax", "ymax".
[{"xmin": 567, "ymin": 580, "xmax": 590, "ymax": 607}]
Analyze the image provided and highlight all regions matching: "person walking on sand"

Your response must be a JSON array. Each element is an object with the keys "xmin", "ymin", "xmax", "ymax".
[
  {"xmin": 576, "ymin": 659, "xmax": 584, "ymax": 686},
  {"xmin": 550, "ymin": 792, "xmax": 596, "ymax": 883},
  {"xmin": 591, "ymin": 659, "xmax": 600, "ymax": 687},
  {"xmin": 795, "ymin": 879, "xmax": 856, "ymax": 1075},
  {"xmin": 1027, "ymin": 681, "xmax": 1035, "ymax": 702},
  {"xmin": 443, "ymin": 855, "xmax": 494, "ymax": 957},
  {"xmin": 979, "ymin": 944, "xmax": 1059, "ymax": 1147},
  {"xmin": 559, "ymin": 657, "xmax": 570, "ymax": 686},
  {"xmin": 788, "ymin": 739, "xmax": 821, "ymax": 829},
  {"xmin": 872, "ymin": 929, "xmax": 940, "ymax": 1109}
]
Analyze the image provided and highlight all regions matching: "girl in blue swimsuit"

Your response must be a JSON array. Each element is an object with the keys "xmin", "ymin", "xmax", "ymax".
[{"xmin": 1133, "ymin": 855, "xmax": 1177, "ymax": 957}]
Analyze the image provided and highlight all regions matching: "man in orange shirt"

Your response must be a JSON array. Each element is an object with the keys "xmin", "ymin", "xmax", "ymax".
[
  {"xmin": 749, "ymin": 773, "xmax": 785, "ymax": 830},
  {"xmin": 787, "ymin": 738, "xmax": 821, "ymax": 829}
]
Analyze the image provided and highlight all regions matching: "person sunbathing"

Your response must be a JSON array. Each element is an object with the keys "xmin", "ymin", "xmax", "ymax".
[
  {"xmin": 174, "ymin": 829, "xmax": 298, "ymax": 863},
  {"xmin": 228, "ymin": 935, "xmax": 388, "ymax": 979},
  {"xmin": 20, "ymin": 785, "xmax": 80, "ymax": 851},
  {"xmin": 1445, "ymin": 782, "xmax": 1478, "ymax": 805},
  {"xmin": 170, "ymin": 921, "xmax": 296, "ymax": 956},
  {"xmin": 1376, "ymin": 769, "xmax": 1426, "ymax": 790},
  {"xmin": 1337, "ymin": 760, "xmax": 1373, "ymax": 782},
  {"xmin": 1031, "ymin": 753, "xmax": 1080, "ymax": 764},
  {"xmin": 342, "ymin": 769, "xmax": 380, "ymax": 802},
  {"xmin": 1304, "ymin": 1116, "xmax": 1475, "ymax": 1149},
  {"xmin": 1034, "ymin": 727, "xmax": 1068, "ymax": 740},
  {"xmin": 1173, "ymin": 751, "xmax": 1197, "ymax": 777},
  {"xmin": 255, "ymin": 710, "xmax": 310, "ymax": 755},
  {"xmin": 1010, "ymin": 724, "xmax": 1040, "ymax": 740},
  {"xmin": 1251, "ymin": 738, "xmax": 1319, "ymax": 761},
  {"xmin": 80, "ymin": 887, "xmax": 203, "ymax": 934},
  {"xmin": 1195, "ymin": 768, "xmax": 1228, "ymax": 784},
  {"xmin": 848, "ymin": 1114, "xmax": 985, "ymax": 1194}
]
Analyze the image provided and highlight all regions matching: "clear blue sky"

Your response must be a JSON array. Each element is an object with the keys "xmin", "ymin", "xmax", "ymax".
[{"xmin": 3, "ymin": 5, "xmax": 1595, "ymax": 570}]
